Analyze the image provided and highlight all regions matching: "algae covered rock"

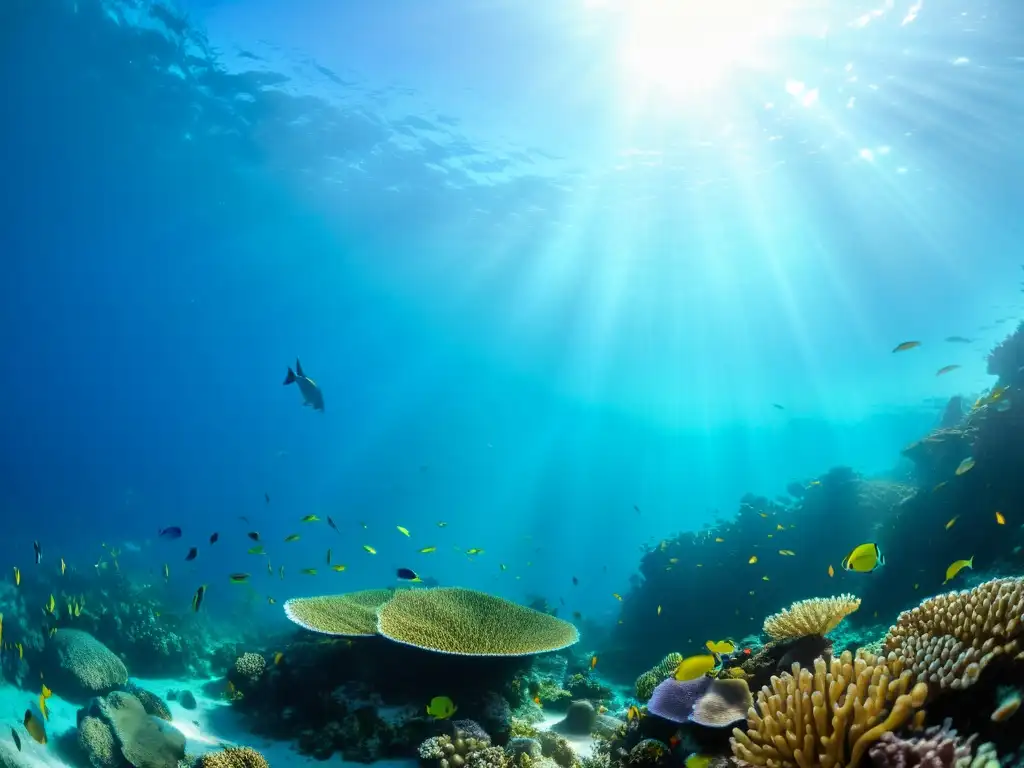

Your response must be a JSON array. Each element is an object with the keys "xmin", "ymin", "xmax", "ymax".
[
  {"xmin": 77, "ymin": 691, "xmax": 185, "ymax": 768},
  {"xmin": 47, "ymin": 629, "xmax": 128, "ymax": 701}
]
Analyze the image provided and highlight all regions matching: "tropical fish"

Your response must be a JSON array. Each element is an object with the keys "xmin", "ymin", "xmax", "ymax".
[
  {"xmin": 714, "ymin": 537, "xmax": 725, "ymax": 543},
  {"xmin": 828, "ymin": 564, "xmax": 834, "ymax": 578},
  {"xmin": 500, "ymin": 563, "xmax": 507, "ymax": 571},
  {"xmin": 299, "ymin": 515, "xmax": 320, "ymax": 524},
  {"xmin": 425, "ymin": 696, "xmax": 457, "ymax": 719},
  {"xmin": 673, "ymin": 655, "xmax": 719, "ymax": 682},
  {"xmin": 284, "ymin": 534, "xmax": 300, "ymax": 543},
  {"xmin": 185, "ymin": 548, "xmax": 198, "ymax": 561},
  {"xmin": 892, "ymin": 341, "xmax": 921, "ymax": 352},
  {"xmin": 229, "ymin": 574, "xmax": 250, "ymax": 583},
  {"xmin": 945, "ymin": 336, "xmax": 972, "ymax": 343},
  {"xmin": 778, "ymin": 549, "xmax": 796, "ymax": 556},
  {"xmin": 397, "ymin": 526, "xmax": 410, "ymax": 537},
  {"xmin": 300, "ymin": 568, "xmax": 317, "ymax": 575},
  {"xmin": 33, "ymin": 541, "xmax": 41, "ymax": 565},
  {"xmin": 626, "ymin": 705, "xmax": 642, "ymax": 723},
  {"xmin": 23, "ymin": 709, "xmax": 45, "ymax": 745},
  {"xmin": 841, "ymin": 543, "xmax": 884, "ymax": 573},
  {"xmin": 706, "ymin": 640, "xmax": 735, "ymax": 654},
  {"xmin": 657, "ymin": 605, "xmax": 662, "ymax": 616},
  {"xmin": 191, "ymin": 585, "xmax": 206, "ymax": 613},
  {"xmin": 466, "ymin": 548, "xmax": 484, "ymax": 555},
  {"xmin": 936, "ymin": 364, "xmax": 961, "ymax": 376},
  {"xmin": 60, "ymin": 558, "xmax": 66, "ymax": 576},
  {"xmin": 267, "ymin": 562, "xmax": 273, "ymax": 576},
  {"xmin": 283, "ymin": 358, "xmax": 325, "ymax": 411},
  {"xmin": 327, "ymin": 548, "xmax": 332, "ymax": 564},
  {"xmin": 996, "ymin": 511, "xmax": 1006, "ymax": 525},
  {"xmin": 612, "ymin": 593, "xmax": 622, "ymax": 601},
  {"xmin": 331, "ymin": 564, "xmax": 346, "ymax": 572},
  {"xmin": 590, "ymin": 655, "xmax": 598, "ymax": 670},
  {"xmin": 10, "ymin": 727, "xmax": 20, "ymax": 751},
  {"xmin": 946, "ymin": 516, "xmax": 958, "ymax": 530},
  {"xmin": 279, "ymin": 565, "xmax": 285, "ymax": 580},
  {"xmin": 267, "ymin": 597, "xmax": 276, "ymax": 605},
  {"xmin": 247, "ymin": 532, "xmax": 260, "ymax": 541},
  {"xmin": 572, "ymin": 577, "xmax": 579, "ymax": 586},
  {"xmin": 274, "ymin": 652, "xmax": 284, "ymax": 665},
  {"xmin": 265, "ymin": 493, "xmax": 270, "ymax": 504},
  {"xmin": 13, "ymin": 567, "xmax": 19, "ymax": 586},
  {"xmin": 419, "ymin": 546, "xmax": 437, "ymax": 554},
  {"xmin": 46, "ymin": 595, "xmax": 55, "ymax": 615},
  {"xmin": 955, "ymin": 457, "xmax": 976, "ymax": 475},
  {"xmin": 397, "ymin": 568, "xmax": 422, "ymax": 582},
  {"xmin": 685, "ymin": 754, "xmax": 712, "ymax": 768},
  {"xmin": 327, "ymin": 516, "xmax": 340, "ymax": 533},
  {"xmin": 363, "ymin": 545, "xmax": 377, "ymax": 555},
  {"xmin": 748, "ymin": 556, "xmax": 758, "ymax": 564},
  {"xmin": 158, "ymin": 527, "xmax": 182, "ymax": 540},
  {"xmin": 436, "ymin": 521, "xmax": 448, "ymax": 528},
  {"xmin": 762, "ymin": 576, "xmax": 770, "ymax": 581},
  {"xmin": 247, "ymin": 546, "xmax": 265, "ymax": 555},
  {"xmin": 209, "ymin": 532, "xmax": 219, "ymax": 544},
  {"xmin": 944, "ymin": 556, "xmax": 974, "ymax": 584},
  {"xmin": 40, "ymin": 685, "xmax": 51, "ymax": 721}
]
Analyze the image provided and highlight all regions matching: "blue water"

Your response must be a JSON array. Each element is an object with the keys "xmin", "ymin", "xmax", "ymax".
[{"xmin": 2, "ymin": 0, "xmax": 1023, "ymax": 633}]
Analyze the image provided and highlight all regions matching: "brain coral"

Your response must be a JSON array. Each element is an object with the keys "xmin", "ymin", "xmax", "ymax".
[
  {"xmin": 283, "ymin": 589, "xmax": 395, "ymax": 636},
  {"xmin": 197, "ymin": 746, "xmax": 271, "ymax": 768},
  {"xmin": 376, "ymin": 587, "xmax": 579, "ymax": 656},
  {"xmin": 730, "ymin": 650, "xmax": 928, "ymax": 768},
  {"xmin": 48, "ymin": 629, "xmax": 128, "ymax": 700},
  {"xmin": 78, "ymin": 691, "xmax": 186, "ymax": 768},
  {"xmin": 762, "ymin": 594, "xmax": 861, "ymax": 640},
  {"xmin": 883, "ymin": 576, "xmax": 1024, "ymax": 694}
]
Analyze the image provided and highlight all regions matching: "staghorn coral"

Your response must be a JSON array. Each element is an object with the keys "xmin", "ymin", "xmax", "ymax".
[
  {"xmin": 730, "ymin": 650, "xmax": 928, "ymax": 768},
  {"xmin": 868, "ymin": 718, "xmax": 999, "ymax": 768},
  {"xmin": 883, "ymin": 577, "xmax": 1024, "ymax": 693},
  {"xmin": 634, "ymin": 653, "xmax": 682, "ymax": 702},
  {"xmin": 376, "ymin": 588, "xmax": 579, "ymax": 656},
  {"xmin": 763, "ymin": 595, "xmax": 862, "ymax": 641},
  {"xmin": 283, "ymin": 589, "xmax": 394, "ymax": 636},
  {"xmin": 196, "ymin": 746, "xmax": 271, "ymax": 768}
]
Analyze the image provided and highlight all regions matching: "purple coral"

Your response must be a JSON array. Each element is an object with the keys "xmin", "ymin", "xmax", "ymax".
[
  {"xmin": 868, "ymin": 719, "xmax": 978, "ymax": 768},
  {"xmin": 647, "ymin": 676, "xmax": 750, "ymax": 728},
  {"xmin": 647, "ymin": 676, "xmax": 711, "ymax": 724}
]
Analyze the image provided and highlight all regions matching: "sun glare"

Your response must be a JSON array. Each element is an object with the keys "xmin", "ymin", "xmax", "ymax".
[{"xmin": 590, "ymin": 0, "xmax": 819, "ymax": 101}]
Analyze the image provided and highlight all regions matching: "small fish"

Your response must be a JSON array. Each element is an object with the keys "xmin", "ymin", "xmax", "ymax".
[
  {"xmin": 775, "ymin": 524, "xmax": 784, "ymax": 531},
  {"xmin": 327, "ymin": 548, "xmax": 332, "ymax": 564},
  {"xmin": 673, "ymin": 654, "xmax": 719, "ymax": 681},
  {"xmin": 209, "ymin": 532, "xmax": 219, "ymax": 544},
  {"xmin": 60, "ymin": 558, "xmax": 66, "ymax": 576},
  {"xmin": 946, "ymin": 516, "xmax": 959, "ymax": 530},
  {"xmin": 748, "ymin": 556, "xmax": 758, "ymax": 564},
  {"xmin": 279, "ymin": 565, "xmax": 285, "ymax": 579},
  {"xmin": 892, "ymin": 341, "xmax": 921, "ymax": 352},
  {"xmin": 331, "ymin": 564, "xmax": 346, "ymax": 572},
  {"xmin": 778, "ymin": 549, "xmax": 796, "ymax": 556},
  {"xmin": 300, "ymin": 515, "xmax": 320, "ymax": 523},
  {"xmin": 284, "ymin": 534, "xmax": 301, "ymax": 543},
  {"xmin": 466, "ymin": 548, "xmax": 484, "ymax": 555},
  {"xmin": 436, "ymin": 521, "xmax": 448, "ymax": 527},
  {"xmin": 842, "ymin": 542, "xmax": 884, "ymax": 573},
  {"xmin": 158, "ymin": 527, "xmax": 182, "ymax": 540},
  {"xmin": 13, "ymin": 567, "xmax": 19, "ymax": 586},
  {"xmin": 426, "ymin": 696, "xmax": 457, "ymax": 719},
  {"xmin": 165, "ymin": 564, "xmax": 173, "ymax": 581},
  {"xmin": 17, "ymin": 642, "xmax": 23, "ymax": 659},
  {"xmin": 419, "ymin": 546, "xmax": 437, "ymax": 554},
  {"xmin": 363, "ymin": 545, "xmax": 377, "ymax": 555},
  {"xmin": 828, "ymin": 564, "xmax": 834, "ymax": 578},
  {"xmin": 944, "ymin": 556, "xmax": 974, "ymax": 584},
  {"xmin": 612, "ymin": 593, "xmax": 622, "ymax": 601},
  {"xmin": 657, "ymin": 605, "xmax": 662, "ymax": 616},
  {"xmin": 229, "ymin": 573, "xmax": 250, "ymax": 583},
  {"xmin": 274, "ymin": 651, "xmax": 284, "ymax": 665},
  {"xmin": 191, "ymin": 585, "xmax": 206, "ymax": 612},
  {"xmin": 397, "ymin": 568, "xmax": 422, "ymax": 582},
  {"xmin": 284, "ymin": 359, "xmax": 325, "ymax": 411},
  {"xmin": 247, "ymin": 546, "xmax": 265, "ymax": 555},
  {"xmin": 946, "ymin": 336, "xmax": 972, "ymax": 343},
  {"xmin": 936, "ymin": 364, "xmax": 961, "ymax": 376},
  {"xmin": 955, "ymin": 457, "xmax": 976, "ymax": 475},
  {"xmin": 626, "ymin": 705, "xmax": 642, "ymax": 723},
  {"xmin": 327, "ymin": 516, "xmax": 340, "ymax": 534},
  {"xmin": 590, "ymin": 655, "xmax": 598, "ymax": 669},
  {"xmin": 267, "ymin": 597, "xmax": 276, "ymax": 605},
  {"xmin": 762, "ymin": 576, "xmax": 770, "ymax": 581},
  {"xmin": 185, "ymin": 547, "xmax": 198, "ymax": 561},
  {"xmin": 572, "ymin": 611, "xmax": 582, "ymax": 620},
  {"xmin": 300, "ymin": 568, "xmax": 317, "ymax": 575},
  {"xmin": 267, "ymin": 562, "xmax": 273, "ymax": 576},
  {"xmin": 397, "ymin": 526, "xmax": 410, "ymax": 536},
  {"xmin": 996, "ymin": 511, "xmax": 1006, "ymax": 525},
  {"xmin": 10, "ymin": 727, "xmax": 20, "ymax": 751},
  {"xmin": 360, "ymin": 521, "xmax": 367, "ymax": 529},
  {"xmin": 705, "ymin": 640, "xmax": 735, "ymax": 654},
  {"xmin": 572, "ymin": 577, "xmax": 579, "ymax": 586},
  {"xmin": 23, "ymin": 709, "xmax": 45, "ymax": 745},
  {"xmin": 46, "ymin": 595, "xmax": 55, "ymax": 615},
  {"xmin": 771, "ymin": 403, "xmax": 784, "ymax": 410},
  {"xmin": 500, "ymin": 563, "xmax": 507, "ymax": 571},
  {"xmin": 685, "ymin": 755, "xmax": 712, "ymax": 768},
  {"xmin": 247, "ymin": 531, "xmax": 260, "ymax": 541},
  {"xmin": 714, "ymin": 537, "xmax": 725, "ymax": 543},
  {"xmin": 33, "ymin": 541, "xmax": 41, "ymax": 565}
]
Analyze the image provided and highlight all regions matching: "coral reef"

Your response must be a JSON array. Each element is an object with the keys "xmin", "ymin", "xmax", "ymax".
[
  {"xmin": 730, "ymin": 650, "xmax": 928, "ymax": 768},
  {"xmin": 647, "ymin": 676, "xmax": 751, "ymax": 727},
  {"xmin": 45, "ymin": 629, "xmax": 127, "ymax": 701},
  {"xmin": 195, "ymin": 747, "xmax": 271, "ymax": 768},
  {"xmin": 377, "ymin": 588, "xmax": 580, "ymax": 656},
  {"xmin": 283, "ymin": 589, "xmax": 395, "ymax": 636},
  {"xmin": 762, "ymin": 595, "xmax": 861, "ymax": 641},
  {"xmin": 868, "ymin": 719, "xmax": 999, "ymax": 768},
  {"xmin": 635, "ymin": 653, "xmax": 683, "ymax": 702},
  {"xmin": 552, "ymin": 700, "xmax": 597, "ymax": 735},
  {"xmin": 120, "ymin": 681, "xmax": 172, "ymax": 721},
  {"xmin": 76, "ymin": 690, "xmax": 185, "ymax": 768}
]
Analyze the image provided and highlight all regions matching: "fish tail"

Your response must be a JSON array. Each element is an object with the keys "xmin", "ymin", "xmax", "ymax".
[
  {"xmin": 283, "ymin": 367, "xmax": 297, "ymax": 385},
  {"xmin": 295, "ymin": 358, "xmax": 304, "ymax": 377}
]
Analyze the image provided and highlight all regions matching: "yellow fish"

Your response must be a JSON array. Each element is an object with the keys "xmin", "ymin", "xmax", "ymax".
[
  {"xmin": 996, "ymin": 511, "xmax": 1006, "ymax": 525},
  {"xmin": 714, "ymin": 537, "xmax": 725, "ymax": 543},
  {"xmin": 363, "ymin": 545, "xmax": 377, "ymax": 555},
  {"xmin": 466, "ymin": 548, "xmax": 484, "ymax": 555},
  {"xmin": 420, "ymin": 546, "xmax": 437, "ymax": 554},
  {"xmin": 300, "ymin": 515, "xmax": 320, "ymax": 523},
  {"xmin": 331, "ymin": 564, "xmax": 346, "ymax": 572},
  {"xmin": 657, "ymin": 605, "xmax": 662, "ymax": 616},
  {"xmin": 13, "ymin": 567, "xmax": 19, "ymax": 587},
  {"xmin": 284, "ymin": 534, "xmax": 300, "ymax": 542},
  {"xmin": 626, "ymin": 705, "xmax": 642, "ymax": 723},
  {"xmin": 274, "ymin": 652, "xmax": 284, "ymax": 665},
  {"xmin": 955, "ymin": 457, "xmax": 976, "ymax": 475},
  {"xmin": 74, "ymin": 601, "xmax": 81, "ymax": 617},
  {"xmin": 748, "ymin": 556, "xmax": 758, "ymax": 564},
  {"xmin": 46, "ymin": 595, "xmax": 55, "ymax": 615},
  {"xmin": 944, "ymin": 556, "xmax": 974, "ymax": 584},
  {"xmin": 705, "ymin": 640, "xmax": 735, "ymax": 654},
  {"xmin": 18, "ymin": 642, "xmax": 23, "ymax": 659},
  {"xmin": 60, "ymin": 558, "xmax": 66, "ymax": 576},
  {"xmin": 762, "ymin": 576, "xmax": 770, "ymax": 581},
  {"xmin": 775, "ymin": 524, "xmax": 784, "ymax": 531},
  {"xmin": 267, "ymin": 597, "xmax": 276, "ymax": 605},
  {"xmin": 397, "ymin": 526, "xmax": 410, "ymax": 536},
  {"xmin": 247, "ymin": 546, "xmax": 265, "ymax": 555},
  {"xmin": 946, "ymin": 516, "xmax": 958, "ymax": 530},
  {"xmin": 300, "ymin": 568, "xmax": 317, "ymax": 575},
  {"xmin": 673, "ymin": 655, "xmax": 718, "ymax": 682},
  {"xmin": 685, "ymin": 755, "xmax": 712, "ymax": 768},
  {"xmin": 778, "ymin": 549, "xmax": 796, "ymax": 556},
  {"xmin": 842, "ymin": 542, "xmax": 884, "ymax": 573},
  {"xmin": 828, "ymin": 564, "xmax": 834, "ymax": 578},
  {"xmin": 426, "ymin": 695, "xmax": 457, "ymax": 720},
  {"xmin": 612, "ymin": 593, "xmax": 622, "ymax": 601}
]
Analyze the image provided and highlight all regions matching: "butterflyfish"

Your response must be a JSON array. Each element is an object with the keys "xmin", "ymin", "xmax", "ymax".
[
  {"xmin": 748, "ymin": 556, "xmax": 758, "ymax": 564},
  {"xmin": 626, "ymin": 705, "xmax": 642, "ymax": 723},
  {"xmin": 673, "ymin": 654, "xmax": 719, "ymax": 682},
  {"xmin": 944, "ymin": 556, "xmax": 974, "ymax": 584},
  {"xmin": 60, "ymin": 558, "xmax": 66, "ymax": 576},
  {"xmin": 426, "ymin": 696, "xmax": 457, "ymax": 719},
  {"xmin": 331, "ymin": 564, "xmax": 346, "ymax": 572},
  {"xmin": 841, "ymin": 543, "xmax": 884, "ymax": 573}
]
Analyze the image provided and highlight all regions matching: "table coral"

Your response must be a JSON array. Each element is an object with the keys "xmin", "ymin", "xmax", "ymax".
[
  {"xmin": 730, "ymin": 650, "xmax": 928, "ymax": 768},
  {"xmin": 883, "ymin": 577, "xmax": 1024, "ymax": 694},
  {"xmin": 762, "ymin": 595, "xmax": 861, "ymax": 641}
]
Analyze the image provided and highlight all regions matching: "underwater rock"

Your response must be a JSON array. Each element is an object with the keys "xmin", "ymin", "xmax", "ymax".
[
  {"xmin": 552, "ymin": 700, "xmax": 597, "ymax": 736},
  {"xmin": 178, "ymin": 690, "xmax": 197, "ymax": 710},
  {"xmin": 120, "ymin": 682, "xmax": 172, "ymax": 721},
  {"xmin": 537, "ymin": 731, "xmax": 577, "ymax": 768},
  {"xmin": 77, "ymin": 690, "xmax": 185, "ymax": 768},
  {"xmin": 46, "ymin": 629, "xmax": 128, "ymax": 702}
]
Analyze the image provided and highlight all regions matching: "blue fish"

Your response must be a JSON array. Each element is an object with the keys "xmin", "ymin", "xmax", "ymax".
[{"xmin": 158, "ymin": 527, "xmax": 182, "ymax": 540}]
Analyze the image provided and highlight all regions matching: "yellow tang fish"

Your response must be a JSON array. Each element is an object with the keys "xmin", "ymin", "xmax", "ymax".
[
  {"xmin": 705, "ymin": 640, "xmax": 735, "ymax": 654},
  {"xmin": 426, "ymin": 695, "xmax": 457, "ymax": 720},
  {"xmin": 841, "ymin": 543, "xmax": 884, "ymax": 573},
  {"xmin": 13, "ymin": 567, "xmax": 19, "ymax": 587},
  {"xmin": 955, "ymin": 457, "xmax": 976, "ymax": 476},
  {"xmin": 396, "ymin": 526, "xmax": 410, "ymax": 537},
  {"xmin": 673, "ymin": 654, "xmax": 719, "ymax": 682},
  {"xmin": 748, "ymin": 556, "xmax": 758, "ymax": 564},
  {"xmin": 944, "ymin": 556, "xmax": 974, "ymax": 584},
  {"xmin": 419, "ymin": 546, "xmax": 437, "ymax": 554},
  {"xmin": 685, "ymin": 755, "xmax": 712, "ymax": 768},
  {"xmin": 363, "ymin": 545, "xmax": 377, "ymax": 555},
  {"xmin": 996, "ymin": 511, "xmax": 1006, "ymax": 525},
  {"xmin": 300, "ymin": 515, "xmax": 320, "ymax": 523}
]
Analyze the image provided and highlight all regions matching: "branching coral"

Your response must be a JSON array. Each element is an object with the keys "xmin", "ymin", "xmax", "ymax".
[
  {"xmin": 883, "ymin": 577, "xmax": 1024, "ymax": 693},
  {"xmin": 762, "ymin": 595, "xmax": 862, "ymax": 641},
  {"xmin": 868, "ymin": 719, "xmax": 999, "ymax": 768},
  {"xmin": 376, "ymin": 588, "xmax": 579, "ymax": 656},
  {"xmin": 730, "ymin": 650, "xmax": 928, "ymax": 768},
  {"xmin": 634, "ymin": 653, "xmax": 682, "ymax": 702},
  {"xmin": 197, "ymin": 746, "xmax": 271, "ymax": 768}
]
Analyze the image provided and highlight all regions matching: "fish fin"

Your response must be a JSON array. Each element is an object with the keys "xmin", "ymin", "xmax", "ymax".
[
  {"xmin": 295, "ymin": 358, "xmax": 304, "ymax": 377},
  {"xmin": 283, "ymin": 367, "xmax": 296, "ymax": 386}
]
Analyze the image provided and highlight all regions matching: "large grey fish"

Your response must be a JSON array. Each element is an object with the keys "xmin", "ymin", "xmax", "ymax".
[{"xmin": 283, "ymin": 358, "xmax": 324, "ymax": 411}]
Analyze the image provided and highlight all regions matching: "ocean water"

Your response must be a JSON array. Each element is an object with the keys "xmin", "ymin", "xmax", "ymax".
[{"xmin": 3, "ymin": 0, "xmax": 1024, "ymax": 764}]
